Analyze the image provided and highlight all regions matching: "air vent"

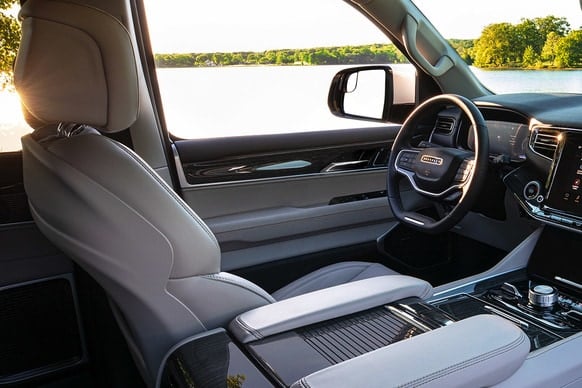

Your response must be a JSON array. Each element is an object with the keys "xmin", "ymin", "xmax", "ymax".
[
  {"xmin": 530, "ymin": 127, "xmax": 560, "ymax": 159},
  {"xmin": 434, "ymin": 116, "xmax": 455, "ymax": 135}
]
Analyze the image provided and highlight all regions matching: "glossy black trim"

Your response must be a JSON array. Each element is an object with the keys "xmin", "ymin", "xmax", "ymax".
[
  {"xmin": 246, "ymin": 304, "xmax": 425, "ymax": 387},
  {"xmin": 158, "ymin": 330, "xmax": 274, "ymax": 388},
  {"xmin": 174, "ymin": 126, "xmax": 399, "ymax": 162},
  {"xmin": 180, "ymin": 144, "xmax": 391, "ymax": 184},
  {"xmin": 175, "ymin": 127, "xmax": 399, "ymax": 184}
]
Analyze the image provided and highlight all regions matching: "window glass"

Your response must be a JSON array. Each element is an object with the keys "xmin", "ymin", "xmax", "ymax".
[
  {"xmin": 0, "ymin": 1, "xmax": 31, "ymax": 152},
  {"xmin": 414, "ymin": 0, "xmax": 582, "ymax": 93},
  {"xmin": 143, "ymin": 0, "xmax": 414, "ymax": 139}
]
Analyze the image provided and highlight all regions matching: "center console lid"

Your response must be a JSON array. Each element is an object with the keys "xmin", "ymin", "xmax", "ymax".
[
  {"xmin": 229, "ymin": 275, "xmax": 433, "ymax": 343},
  {"xmin": 291, "ymin": 314, "xmax": 530, "ymax": 388}
]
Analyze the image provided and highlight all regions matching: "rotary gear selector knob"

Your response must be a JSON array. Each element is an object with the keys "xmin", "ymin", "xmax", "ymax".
[{"xmin": 528, "ymin": 285, "xmax": 558, "ymax": 308}]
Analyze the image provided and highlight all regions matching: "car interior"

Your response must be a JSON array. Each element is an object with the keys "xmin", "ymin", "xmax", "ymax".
[{"xmin": 1, "ymin": 0, "xmax": 582, "ymax": 387}]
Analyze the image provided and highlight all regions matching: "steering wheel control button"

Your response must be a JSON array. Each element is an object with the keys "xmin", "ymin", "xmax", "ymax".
[
  {"xmin": 524, "ymin": 181, "xmax": 541, "ymax": 200},
  {"xmin": 528, "ymin": 285, "xmax": 558, "ymax": 308},
  {"xmin": 397, "ymin": 151, "xmax": 418, "ymax": 171},
  {"xmin": 454, "ymin": 159, "xmax": 474, "ymax": 183}
]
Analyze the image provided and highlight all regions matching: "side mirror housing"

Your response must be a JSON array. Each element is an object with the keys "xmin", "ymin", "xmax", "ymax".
[{"xmin": 328, "ymin": 65, "xmax": 393, "ymax": 122}]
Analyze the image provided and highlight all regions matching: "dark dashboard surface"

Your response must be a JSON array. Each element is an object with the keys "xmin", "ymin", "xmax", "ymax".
[
  {"xmin": 473, "ymin": 92, "xmax": 582, "ymax": 234},
  {"xmin": 475, "ymin": 93, "xmax": 582, "ymax": 129}
]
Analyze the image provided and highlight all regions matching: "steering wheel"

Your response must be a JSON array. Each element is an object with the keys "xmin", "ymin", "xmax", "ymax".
[{"xmin": 387, "ymin": 94, "xmax": 489, "ymax": 234}]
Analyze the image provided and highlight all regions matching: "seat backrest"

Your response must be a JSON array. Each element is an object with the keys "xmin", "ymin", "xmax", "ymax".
[{"xmin": 14, "ymin": 0, "xmax": 272, "ymax": 384}]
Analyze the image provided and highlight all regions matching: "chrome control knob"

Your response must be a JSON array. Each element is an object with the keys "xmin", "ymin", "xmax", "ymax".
[{"xmin": 528, "ymin": 285, "xmax": 558, "ymax": 308}]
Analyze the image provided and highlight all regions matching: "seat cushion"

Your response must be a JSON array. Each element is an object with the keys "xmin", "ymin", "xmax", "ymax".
[{"xmin": 271, "ymin": 261, "xmax": 399, "ymax": 300}]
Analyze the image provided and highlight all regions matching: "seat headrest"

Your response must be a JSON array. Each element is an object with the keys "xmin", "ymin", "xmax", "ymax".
[{"xmin": 14, "ymin": 0, "xmax": 139, "ymax": 132}]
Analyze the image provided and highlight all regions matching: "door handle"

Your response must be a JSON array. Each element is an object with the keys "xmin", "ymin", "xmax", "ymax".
[{"xmin": 321, "ymin": 160, "xmax": 369, "ymax": 172}]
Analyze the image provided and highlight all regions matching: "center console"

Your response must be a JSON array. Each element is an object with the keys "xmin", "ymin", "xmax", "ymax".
[
  {"xmin": 506, "ymin": 127, "xmax": 582, "ymax": 232},
  {"xmin": 435, "ymin": 278, "xmax": 582, "ymax": 351},
  {"xmin": 158, "ymin": 226, "xmax": 582, "ymax": 387}
]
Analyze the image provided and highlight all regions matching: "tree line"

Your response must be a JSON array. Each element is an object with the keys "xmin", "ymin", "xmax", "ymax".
[
  {"xmin": 155, "ymin": 44, "xmax": 408, "ymax": 67},
  {"xmin": 2, "ymin": 6, "xmax": 582, "ymax": 91},
  {"xmin": 451, "ymin": 16, "xmax": 582, "ymax": 68},
  {"xmin": 156, "ymin": 15, "xmax": 582, "ymax": 70}
]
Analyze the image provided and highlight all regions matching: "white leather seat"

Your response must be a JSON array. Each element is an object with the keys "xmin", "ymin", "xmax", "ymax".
[
  {"xmin": 272, "ymin": 261, "xmax": 397, "ymax": 300},
  {"xmin": 15, "ymin": 0, "xmax": 399, "ymax": 385}
]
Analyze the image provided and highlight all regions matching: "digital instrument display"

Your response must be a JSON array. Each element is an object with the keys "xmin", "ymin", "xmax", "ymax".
[
  {"xmin": 546, "ymin": 132, "xmax": 582, "ymax": 215},
  {"xmin": 468, "ymin": 121, "xmax": 528, "ymax": 161}
]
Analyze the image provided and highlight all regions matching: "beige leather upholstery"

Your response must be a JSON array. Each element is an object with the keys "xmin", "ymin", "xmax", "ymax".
[{"xmin": 15, "ymin": 0, "xmax": 401, "ymax": 385}]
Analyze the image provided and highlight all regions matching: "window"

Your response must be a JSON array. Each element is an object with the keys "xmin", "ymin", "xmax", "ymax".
[
  {"xmin": 0, "ymin": 1, "xmax": 31, "ymax": 152},
  {"xmin": 414, "ymin": 0, "xmax": 582, "ymax": 93},
  {"xmin": 143, "ymin": 0, "xmax": 414, "ymax": 139}
]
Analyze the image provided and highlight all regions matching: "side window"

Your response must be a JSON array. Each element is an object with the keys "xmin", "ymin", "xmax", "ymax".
[
  {"xmin": 143, "ymin": 0, "xmax": 415, "ymax": 140},
  {"xmin": 1, "ymin": 1, "xmax": 31, "ymax": 152}
]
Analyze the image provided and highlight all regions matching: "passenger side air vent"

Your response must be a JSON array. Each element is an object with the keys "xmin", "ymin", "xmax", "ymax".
[
  {"xmin": 530, "ymin": 127, "xmax": 560, "ymax": 159},
  {"xmin": 433, "ymin": 116, "xmax": 455, "ymax": 135}
]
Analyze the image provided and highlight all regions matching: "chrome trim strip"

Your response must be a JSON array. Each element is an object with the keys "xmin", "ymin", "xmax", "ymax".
[
  {"xmin": 430, "ymin": 269, "xmax": 518, "ymax": 300},
  {"xmin": 172, "ymin": 144, "xmax": 191, "ymax": 188},
  {"xmin": 513, "ymin": 193, "xmax": 582, "ymax": 235},
  {"xmin": 386, "ymin": 305, "xmax": 432, "ymax": 332},
  {"xmin": 483, "ymin": 305, "xmax": 529, "ymax": 329},
  {"xmin": 490, "ymin": 295, "xmax": 567, "ymax": 332},
  {"xmin": 555, "ymin": 276, "xmax": 582, "ymax": 291},
  {"xmin": 404, "ymin": 216, "xmax": 425, "ymax": 226}
]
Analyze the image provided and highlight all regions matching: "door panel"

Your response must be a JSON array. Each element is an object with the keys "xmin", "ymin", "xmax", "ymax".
[{"xmin": 174, "ymin": 126, "xmax": 424, "ymax": 270}]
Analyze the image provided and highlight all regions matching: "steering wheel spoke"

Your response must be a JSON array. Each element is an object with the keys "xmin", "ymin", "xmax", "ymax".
[{"xmin": 395, "ymin": 148, "xmax": 420, "ymax": 172}]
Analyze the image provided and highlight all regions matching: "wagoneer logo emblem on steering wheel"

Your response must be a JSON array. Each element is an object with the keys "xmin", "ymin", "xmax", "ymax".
[{"xmin": 420, "ymin": 155, "xmax": 444, "ymax": 166}]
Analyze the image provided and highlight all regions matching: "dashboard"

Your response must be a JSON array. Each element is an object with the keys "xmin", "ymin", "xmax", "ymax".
[{"xmin": 429, "ymin": 92, "xmax": 582, "ymax": 234}]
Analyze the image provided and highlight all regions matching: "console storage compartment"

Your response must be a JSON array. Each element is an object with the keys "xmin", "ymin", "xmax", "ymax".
[
  {"xmin": 291, "ymin": 314, "xmax": 530, "ymax": 388},
  {"xmin": 229, "ymin": 275, "xmax": 433, "ymax": 343}
]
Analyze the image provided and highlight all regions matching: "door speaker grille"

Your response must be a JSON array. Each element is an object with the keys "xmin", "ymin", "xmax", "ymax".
[{"xmin": 0, "ymin": 278, "xmax": 83, "ymax": 383}]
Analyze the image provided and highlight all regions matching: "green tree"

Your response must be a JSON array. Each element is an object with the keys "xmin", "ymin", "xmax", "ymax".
[
  {"xmin": 448, "ymin": 39, "xmax": 475, "ymax": 64},
  {"xmin": 472, "ymin": 15, "xmax": 573, "ymax": 69},
  {"xmin": 541, "ymin": 31, "xmax": 563, "ymax": 65},
  {"xmin": 195, "ymin": 54, "xmax": 210, "ymax": 66},
  {"xmin": 534, "ymin": 16, "xmax": 570, "ymax": 39},
  {"xmin": 473, "ymin": 23, "xmax": 515, "ymax": 67},
  {"xmin": 0, "ymin": 0, "xmax": 21, "ymax": 89},
  {"xmin": 555, "ymin": 30, "xmax": 582, "ymax": 68},
  {"xmin": 521, "ymin": 45, "xmax": 539, "ymax": 67},
  {"xmin": 515, "ymin": 18, "xmax": 543, "ymax": 58}
]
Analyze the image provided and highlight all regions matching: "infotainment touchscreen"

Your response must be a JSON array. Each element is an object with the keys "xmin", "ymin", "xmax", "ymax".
[{"xmin": 546, "ymin": 132, "xmax": 582, "ymax": 216}]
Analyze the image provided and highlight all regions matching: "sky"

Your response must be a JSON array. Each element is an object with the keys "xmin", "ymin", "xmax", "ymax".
[{"xmin": 143, "ymin": 0, "xmax": 582, "ymax": 54}]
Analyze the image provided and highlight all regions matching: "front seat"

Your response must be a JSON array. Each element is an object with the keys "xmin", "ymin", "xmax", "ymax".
[{"xmin": 15, "ymin": 0, "xmax": 399, "ymax": 384}]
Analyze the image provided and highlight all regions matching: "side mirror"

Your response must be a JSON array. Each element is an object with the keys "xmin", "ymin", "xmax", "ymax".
[{"xmin": 328, "ymin": 65, "xmax": 393, "ymax": 122}]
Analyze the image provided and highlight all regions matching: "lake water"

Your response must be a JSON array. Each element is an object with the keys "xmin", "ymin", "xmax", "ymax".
[
  {"xmin": 3, "ymin": 66, "xmax": 582, "ymax": 151},
  {"xmin": 471, "ymin": 67, "xmax": 582, "ymax": 94},
  {"xmin": 156, "ymin": 65, "xmax": 582, "ymax": 139}
]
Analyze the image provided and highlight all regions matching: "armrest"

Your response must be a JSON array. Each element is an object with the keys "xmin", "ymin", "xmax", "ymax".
[
  {"xmin": 229, "ymin": 275, "xmax": 432, "ymax": 343},
  {"xmin": 291, "ymin": 314, "xmax": 530, "ymax": 388}
]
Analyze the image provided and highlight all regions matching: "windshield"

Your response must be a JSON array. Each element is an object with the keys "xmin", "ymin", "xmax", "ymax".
[{"xmin": 414, "ymin": 0, "xmax": 582, "ymax": 93}]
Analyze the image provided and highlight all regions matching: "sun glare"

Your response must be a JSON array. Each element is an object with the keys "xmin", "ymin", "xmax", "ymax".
[{"xmin": 0, "ymin": 91, "xmax": 32, "ymax": 152}]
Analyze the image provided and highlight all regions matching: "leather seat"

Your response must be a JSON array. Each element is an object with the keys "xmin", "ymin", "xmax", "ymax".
[{"xmin": 15, "ymin": 0, "xmax": 399, "ymax": 384}]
